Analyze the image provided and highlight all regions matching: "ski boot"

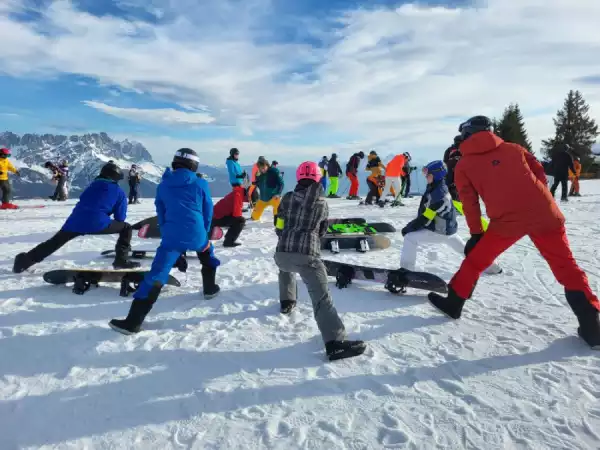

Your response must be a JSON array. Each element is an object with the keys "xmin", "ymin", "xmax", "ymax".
[
  {"xmin": 335, "ymin": 266, "xmax": 355, "ymax": 289},
  {"xmin": 280, "ymin": 300, "xmax": 297, "ymax": 315},
  {"xmin": 565, "ymin": 290, "xmax": 600, "ymax": 349},
  {"xmin": 428, "ymin": 286, "xmax": 466, "ymax": 319},
  {"xmin": 385, "ymin": 270, "xmax": 408, "ymax": 294},
  {"xmin": 326, "ymin": 340, "xmax": 367, "ymax": 361},
  {"xmin": 109, "ymin": 284, "xmax": 161, "ymax": 335},
  {"xmin": 13, "ymin": 252, "xmax": 35, "ymax": 274}
]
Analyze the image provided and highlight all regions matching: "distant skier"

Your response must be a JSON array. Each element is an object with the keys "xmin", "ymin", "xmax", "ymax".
[
  {"xmin": 400, "ymin": 160, "xmax": 502, "ymax": 275},
  {"xmin": 549, "ymin": 144, "xmax": 575, "ymax": 202},
  {"xmin": 428, "ymin": 116, "xmax": 600, "ymax": 349},
  {"xmin": 274, "ymin": 161, "xmax": 366, "ymax": 360},
  {"xmin": 364, "ymin": 151, "xmax": 384, "ymax": 205},
  {"xmin": 443, "ymin": 136, "xmax": 462, "ymax": 201},
  {"xmin": 13, "ymin": 162, "xmax": 140, "ymax": 272},
  {"xmin": 345, "ymin": 151, "xmax": 364, "ymax": 200},
  {"xmin": 251, "ymin": 159, "xmax": 284, "ymax": 224},
  {"xmin": 400, "ymin": 152, "xmax": 413, "ymax": 198},
  {"xmin": 327, "ymin": 153, "xmax": 342, "ymax": 198},
  {"xmin": 248, "ymin": 156, "xmax": 267, "ymax": 207},
  {"xmin": 226, "ymin": 148, "xmax": 246, "ymax": 189},
  {"xmin": 109, "ymin": 148, "xmax": 220, "ymax": 335},
  {"xmin": 318, "ymin": 156, "xmax": 328, "ymax": 192},
  {"xmin": 569, "ymin": 156, "xmax": 582, "ymax": 197},
  {"xmin": 212, "ymin": 186, "xmax": 246, "ymax": 247},
  {"xmin": 379, "ymin": 153, "xmax": 406, "ymax": 207},
  {"xmin": 128, "ymin": 164, "xmax": 142, "ymax": 204},
  {"xmin": 0, "ymin": 147, "xmax": 20, "ymax": 209},
  {"xmin": 271, "ymin": 160, "xmax": 279, "ymax": 169}
]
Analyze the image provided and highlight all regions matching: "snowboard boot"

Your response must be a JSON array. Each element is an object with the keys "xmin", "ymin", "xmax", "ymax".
[
  {"xmin": 280, "ymin": 300, "xmax": 296, "ymax": 315},
  {"xmin": 109, "ymin": 283, "xmax": 161, "ymax": 335},
  {"xmin": 112, "ymin": 245, "xmax": 140, "ymax": 270},
  {"xmin": 223, "ymin": 241, "xmax": 242, "ymax": 248},
  {"xmin": 173, "ymin": 253, "xmax": 188, "ymax": 273},
  {"xmin": 201, "ymin": 266, "xmax": 220, "ymax": 299},
  {"xmin": 565, "ymin": 290, "xmax": 600, "ymax": 349},
  {"xmin": 428, "ymin": 286, "xmax": 467, "ymax": 319},
  {"xmin": 13, "ymin": 252, "xmax": 35, "ymax": 274},
  {"xmin": 1, "ymin": 202, "xmax": 18, "ymax": 209},
  {"xmin": 325, "ymin": 340, "xmax": 367, "ymax": 361}
]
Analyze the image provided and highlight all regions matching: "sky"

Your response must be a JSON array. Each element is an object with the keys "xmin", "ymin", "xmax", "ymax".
[{"xmin": 1, "ymin": 0, "xmax": 600, "ymax": 166}]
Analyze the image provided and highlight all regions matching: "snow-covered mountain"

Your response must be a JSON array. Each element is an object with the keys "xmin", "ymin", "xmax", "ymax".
[{"xmin": 0, "ymin": 131, "xmax": 166, "ymax": 199}]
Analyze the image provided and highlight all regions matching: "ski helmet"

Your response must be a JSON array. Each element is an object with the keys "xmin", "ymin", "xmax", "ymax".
[
  {"xmin": 331, "ymin": 153, "xmax": 337, "ymax": 159},
  {"xmin": 272, "ymin": 160, "xmax": 279, "ymax": 166},
  {"xmin": 229, "ymin": 148, "xmax": 239, "ymax": 158},
  {"xmin": 99, "ymin": 162, "xmax": 124, "ymax": 181},
  {"xmin": 458, "ymin": 115, "xmax": 492, "ymax": 140},
  {"xmin": 296, "ymin": 161, "xmax": 321, "ymax": 183},
  {"xmin": 423, "ymin": 160, "xmax": 447, "ymax": 182},
  {"xmin": 403, "ymin": 152, "xmax": 411, "ymax": 161},
  {"xmin": 0, "ymin": 148, "xmax": 11, "ymax": 158},
  {"xmin": 172, "ymin": 148, "xmax": 200, "ymax": 172},
  {"xmin": 358, "ymin": 151, "xmax": 365, "ymax": 158}
]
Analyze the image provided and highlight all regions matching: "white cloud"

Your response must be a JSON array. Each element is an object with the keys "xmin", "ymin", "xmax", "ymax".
[
  {"xmin": 0, "ymin": 112, "xmax": 19, "ymax": 117},
  {"xmin": 83, "ymin": 101, "xmax": 215, "ymax": 125},
  {"xmin": 1, "ymin": 0, "xmax": 600, "ymax": 163}
]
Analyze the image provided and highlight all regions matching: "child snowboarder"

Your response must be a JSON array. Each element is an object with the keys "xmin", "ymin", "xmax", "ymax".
[
  {"xmin": 345, "ymin": 151, "xmax": 364, "ymax": 200},
  {"xmin": 109, "ymin": 148, "xmax": 220, "ymax": 335},
  {"xmin": 0, "ymin": 147, "xmax": 20, "ymax": 209},
  {"xmin": 13, "ymin": 162, "xmax": 140, "ymax": 272},
  {"xmin": 274, "ymin": 161, "xmax": 366, "ymax": 360},
  {"xmin": 569, "ymin": 156, "xmax": 582, "ymax": 197},
  {"xmin": 326, "ymin": 153, "xmax": 342, "ymax": 198},
  {"xmin": 428, "ymin": 116, "xmax": 600, "ymax": 349},
  {"xmin": 250, "ymin": 159, "xmax": 284, "ymax": 223},
  {"xmin": 400, "ymin": 160, "xmax": 502, "ymax": 275}
]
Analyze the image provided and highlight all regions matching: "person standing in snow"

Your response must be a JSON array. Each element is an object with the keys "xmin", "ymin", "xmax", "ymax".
[
  {"xmin": 399, "ymin": 160, "xmax": 502, "ymax": 275},
  {"xmin": 274, "ymin": 161, "xmax": 366, "ymax": 360},
  {"xmin": 0, "ymin": 148, "xmax": 20, "ymax": 209},
  {"xmin": 248, "ymin": 156, "xmax": 267, "ymax": 207},
  {"xmin": 13, "ymin": 162, "xmax": 139, "ymax": 272},
  {"xmin": 443, "ymin": 136, "xmax": 463, "ymax": 201},
  {"xmin": 109, "ymin": 149, "xmax": 220, "ymax": 335},
  {"xmin": 549, "ymin": 144, "xmax": 576, "ymax": 202},
  {"xmin": 226, "ymin": 148, "xmax": 246, "ymax": 189},
  {"xmin": 428, "ymin": 116, "xmax": 600, "ymax": 349},
  {"xmin": 345, "ymin": 151, "xmax": 364, "ymax": 200},
  {"xmin": 128, "ymin": 164, "xmax": 142, "ymax": 204},
  {"xmin": 251, "ymin": 159, "xmax": 284, "ymax": 224},
  {"xmin": 364, "ymin": 150, "xmax": 385, "ymax": 205},
  {"xmin": 318, "ymin": 156, "xmax": 328, "ymax": 192},
  {"xmin": 326, "ymin": 153, "xmax": 342, "ymax": 198},
  {"xmin": 569, "ymin": 156, "xmax": 582, "ymax": 197},
  {"xmin": 379, "ymin": 153, "xmax": 406, "ymax": 207},
  {"xmin": 400, "ymin": 152, "xmax": 413, "ymax": 198}
]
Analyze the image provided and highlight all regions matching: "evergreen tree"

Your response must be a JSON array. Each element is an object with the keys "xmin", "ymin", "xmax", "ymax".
[
  {"xmin": 495, "ymin": 103, "xmax": 533, "ymax": 152},
  {"xmin": 542, "ymin": 90, "xmax": 599, "ymax": 163}
]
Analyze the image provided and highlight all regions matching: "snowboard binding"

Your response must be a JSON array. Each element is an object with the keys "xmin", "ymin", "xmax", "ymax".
[
  {"xmin": 119, "ymin": 275, "xmax": 141, "ymax": 298},
  {"xmin": 385, "ymin": 270, "xmax": 408, "ymax": 294},
  {"xmin": 72, "ymin": 273, "xmax": 101, "ymax": 295},
  {"xmin": 356, "ymin": 238, "xmax": 370, "ymax": 253},
  {"xmin": 335, "ymin": 266, "xmax": 355, "ymax": 289}
]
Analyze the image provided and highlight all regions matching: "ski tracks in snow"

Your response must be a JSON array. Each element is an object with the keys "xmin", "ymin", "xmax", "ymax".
[{"xmin": 1, "ymin": 187, "xmax": 600, "ymax": 449}]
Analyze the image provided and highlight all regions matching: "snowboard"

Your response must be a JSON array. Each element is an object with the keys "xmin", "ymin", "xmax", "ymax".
[
  {"xmin": 321, "ymin": 234, "xmax": 391, "ymax": 253},
  {"xmin": 322, "ymin": 259, "xmax": 448, "ymax": 294},
  {"xmin": 43, "ymin": 268, "xmax": 181, "ymax": 296},
  {"xmin": 326, "ymin": 222, "xmax": 396, "ymax": 235}
]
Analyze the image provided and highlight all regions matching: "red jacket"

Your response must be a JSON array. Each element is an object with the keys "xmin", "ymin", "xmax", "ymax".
[
  {"xmin": 455, "ymin": 132, "xmax": 564, "ymax": 237},
  {"xmin": 213, "ymin": 187, "xmax": 244, "ymax": 220}
]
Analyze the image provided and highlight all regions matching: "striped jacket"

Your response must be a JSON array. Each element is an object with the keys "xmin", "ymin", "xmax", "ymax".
[{"xmin": 275, "ymin": 182, "xmax": 328, "ymax": 256}]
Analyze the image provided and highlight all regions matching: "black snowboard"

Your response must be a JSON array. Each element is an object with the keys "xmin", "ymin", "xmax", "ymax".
[
  {"xmin": 43, "ymin": 269, "xmax": 180, "ymax": 296},
  {"xmin": 101, "ymin": 249, "xmax": 157, "ymax": 259},
  {"xmin": 322, "ymin": 259, "xmax": 448, "ymax": 294},
  {"xmin": 320, "ymin": 234, "xmax": 391, "ymax": 253}
]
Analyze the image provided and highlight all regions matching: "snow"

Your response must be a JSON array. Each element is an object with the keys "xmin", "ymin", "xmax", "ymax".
[{"xmin": 1, "ymin": 182, "xmax": 600, "ymax": 450}]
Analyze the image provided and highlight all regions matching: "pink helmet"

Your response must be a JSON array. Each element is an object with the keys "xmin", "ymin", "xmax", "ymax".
[{"xmin": 296, "ymin": 161, "xmax": 321, "ymax": 182}]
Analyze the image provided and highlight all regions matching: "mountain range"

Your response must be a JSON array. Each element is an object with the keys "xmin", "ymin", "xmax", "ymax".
[{"xmin": 1, "ymin": 131, "xmax": 427, "ymax": 200}]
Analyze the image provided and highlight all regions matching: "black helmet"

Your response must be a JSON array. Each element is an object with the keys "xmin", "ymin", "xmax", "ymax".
[
  {"xmin": 369, "ymin": 150, "xmax": 377, "ymax": 156},
  {"xmin": 453, "ymin": 135, "xmax": 463, "ymax": 146},
  {"xmin": 99, "ymin": 162, "xmax": 123, "ymax": 181},
  {"xmin": 172, "ymin": 148, "xmax": 199, "ymax": 172},
  {"xmin": 459, "ymin": 116, "xmax": 492, "ymax": 140},
  {"xmin": 272, "ymin": 160, "xmax": 279, "ymax": 166},
  {"xmin": 331, "ymin": 153, "xmax": 337, "ymax": 159},
  {"xmin": 358, "ymin": 151, "xmax": 365, "ymax": 158},
  {"xmin": 229, "ymin": 148, "xmax": 239, "ymax": 158}
]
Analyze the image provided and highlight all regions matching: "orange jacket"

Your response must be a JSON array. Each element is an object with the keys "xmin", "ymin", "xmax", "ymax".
[
  {"xmin": 455, "ymin": 132, "xmax": 564, "ymax": 237},
  {"xmin": 385, "ymin": 154, "xmax": 406, "ymax": 177},
  {"xmin": 569, "ymin": 160, "xmax": 582, "ymax": 179}
]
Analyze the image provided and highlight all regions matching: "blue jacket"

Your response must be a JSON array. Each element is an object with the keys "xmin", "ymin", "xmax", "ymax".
[
  {"xmin": 226, "ymin": 157, "xmax": 244, "ymax": 186},
  {"xmin": 62, "ymin": 179, "xmax": 127, "ymax": 233},
  {"xmin": 403, "ymin": 180, "xmax": 457, "ymax": 236},
  {"xmin": 155, "ymin": 168, "xmax": 213, "ymax": 251}
]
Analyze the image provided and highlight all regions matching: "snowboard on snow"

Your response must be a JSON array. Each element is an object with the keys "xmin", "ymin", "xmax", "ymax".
[
  {"xmin": 326, "ymin": 218, "xmax": 396, "ymax": 233},
  {"xmin": 322, "ymin": 260, "xmax": 448, "ymax": 294},
  {"xmin": 320, "ymin": 234, "xmax": 391, "ymax": 253},
  {"xmin": 43, "ymin": 268, "xmax": 181, "ymax": 297},
  {"xmin": 133, "ymin": 216, "xmax": 224, "ymax": 240}
]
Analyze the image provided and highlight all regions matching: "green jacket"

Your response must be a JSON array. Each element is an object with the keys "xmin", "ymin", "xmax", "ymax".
[{"xmin": 256, "ymin": 167, "xmax": 284, "ymax": 202}]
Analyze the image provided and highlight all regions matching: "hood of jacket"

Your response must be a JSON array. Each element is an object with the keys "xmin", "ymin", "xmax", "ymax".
[
  {"xmin": 161, "ymin": 167, "xmax": 198, "ymax": 188},
  {"xmin": 460, "ymin": 131, "xmax": 504, "ymax": 156}
]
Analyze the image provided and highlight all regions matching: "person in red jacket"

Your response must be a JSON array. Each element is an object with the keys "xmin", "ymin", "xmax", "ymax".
[
  {"xmin": 212, "ymin": 186, "xmax": 246, "ymax": 247},
  {"xmin": 428, "ymin": 115, "xmax": 600, "ymax": 349}
]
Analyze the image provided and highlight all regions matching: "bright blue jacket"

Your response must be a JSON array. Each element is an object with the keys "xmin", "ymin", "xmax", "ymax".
[
  {"xmin": 62, "ymin": 179, "xmax": 127, "ymax": 233},
  {"xmin": 403, "ymin": 179, "xmax": 457, "ymax": 236},
  {"xmin": 155, "ymin": 168, "xmax": 213, "ymax": 251},
  {"xmin": 226, "ymin": 157, "xmax": 244, "ymax": 186}
]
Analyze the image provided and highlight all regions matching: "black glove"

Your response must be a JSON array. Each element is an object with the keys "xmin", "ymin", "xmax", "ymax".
[{"xmin": 464, "ymin": 234, "xmax": 483, "ymax": 256}]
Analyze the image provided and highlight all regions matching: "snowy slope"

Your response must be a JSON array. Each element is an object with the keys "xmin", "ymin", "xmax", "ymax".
[{"xmin": 1, "ymin": 182, "xmax": 600, "ymax": 449}]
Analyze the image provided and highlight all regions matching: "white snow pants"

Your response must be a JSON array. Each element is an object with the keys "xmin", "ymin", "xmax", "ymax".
[
  {"xmin": 400, "ymin": 229, "xmax": 502, "ymax": 274},
  {"xmin": 381, "ymin": 176, "xmax": 401, "ymax": 199}
]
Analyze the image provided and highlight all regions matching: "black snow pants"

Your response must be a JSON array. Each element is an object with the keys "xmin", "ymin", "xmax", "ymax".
[
  {"xmin": 129, "ymin": 183, "xmax": 139, "ymax": 204},
  {"xmin": 0, "ymin": 180, "xmax": 11, "ymax": 203},
  {"xmin": 211, "ymin": 216, "xmax": 246, "ymax": 245},
  {"xmin": 365, "ymin": 179, "xmax": 380, "ymax": 204},
  {"xmin": 550, "ymin": 177, "xmax": 569, "ymax": 200}
]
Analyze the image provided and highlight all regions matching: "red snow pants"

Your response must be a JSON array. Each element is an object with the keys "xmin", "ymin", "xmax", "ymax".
[
  {"xmin": 450, "ymin": 226, "xmax": 600, "ymax": 311},
  {"xmin": 347, "ymin": 172, "xmax": 359, "ymax": 196}
]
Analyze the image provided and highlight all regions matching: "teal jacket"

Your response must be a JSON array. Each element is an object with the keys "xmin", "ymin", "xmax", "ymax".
[{"xmin": 256, "ymin": 167, "xmax": 284, "ymax": 202}]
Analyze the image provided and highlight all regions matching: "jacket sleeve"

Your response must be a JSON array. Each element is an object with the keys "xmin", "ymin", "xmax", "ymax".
[
  {"xmin": 226, "ymin": 159, "xmax": 243, "ymax": 184},
  {"xmin": 455, "ymin": 163, "xmax": 484, "ymax": 234},
  {"xmin": 155, "ymin": 189, "xmax": 166, "ymax": 227},
  {"xmin": 200, "ymin": 179, "xmax": 213, "ymax": 232},
  {"xmin": 403, "ymin": 192, "xmax": 445, "ymax": 234},
  {"xmin": 113, "ymin": 189, "xmax": 127, "ymax": 222},
  {"xmin": 317, "ymin": 198, "xmax": 329, "ymax": 237},
  {"xmin": 7, "ymin": 160, "xmax": 17, "ymax": 174},
  {"xmin": 275, "ymin": 193, "xmax": 290, "ymax": 236},
  {"xmin": 523, "ymin": 150, "xmax": 548, "ymax": 185},
  {"xmin": 274, "ymin": 170, "xmax": 284, "ymax": 196}
]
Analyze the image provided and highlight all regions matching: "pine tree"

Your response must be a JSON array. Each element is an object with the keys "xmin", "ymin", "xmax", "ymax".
[
  {"xmin": 495, "ymin": 103, "xmax": 533, "ymax": 152},
  {"xmin": 542, "ymin": 90, "xmax": 599, "ymax": 163}
]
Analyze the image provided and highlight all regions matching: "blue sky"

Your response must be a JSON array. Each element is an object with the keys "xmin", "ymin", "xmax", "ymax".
[{"xmin": 1, "ymin": 0, "xmax": 600, "ymax": 165}]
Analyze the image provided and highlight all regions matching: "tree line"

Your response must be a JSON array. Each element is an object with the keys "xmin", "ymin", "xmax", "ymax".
[{"xmin": 489, "ymin": 90, "xmax": 599, "ymax": 174}]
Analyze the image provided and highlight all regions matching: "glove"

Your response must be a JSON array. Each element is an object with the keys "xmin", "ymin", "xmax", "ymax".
[{"xmin": 464, "ymin": 234, "xmax": 483, "ymax": 256}]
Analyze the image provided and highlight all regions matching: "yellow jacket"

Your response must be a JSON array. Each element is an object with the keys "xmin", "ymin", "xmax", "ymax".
[
  {"xmin": 569, "ymin": 160, "xmax": 581, "ymax": 179},
  {"xmin": 0, "ymin": 158, "xmax": 17, "ymax": 181},
  {"xmin": 365, "ymin": 154, "xmax": 384, "ymax": 179}
]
